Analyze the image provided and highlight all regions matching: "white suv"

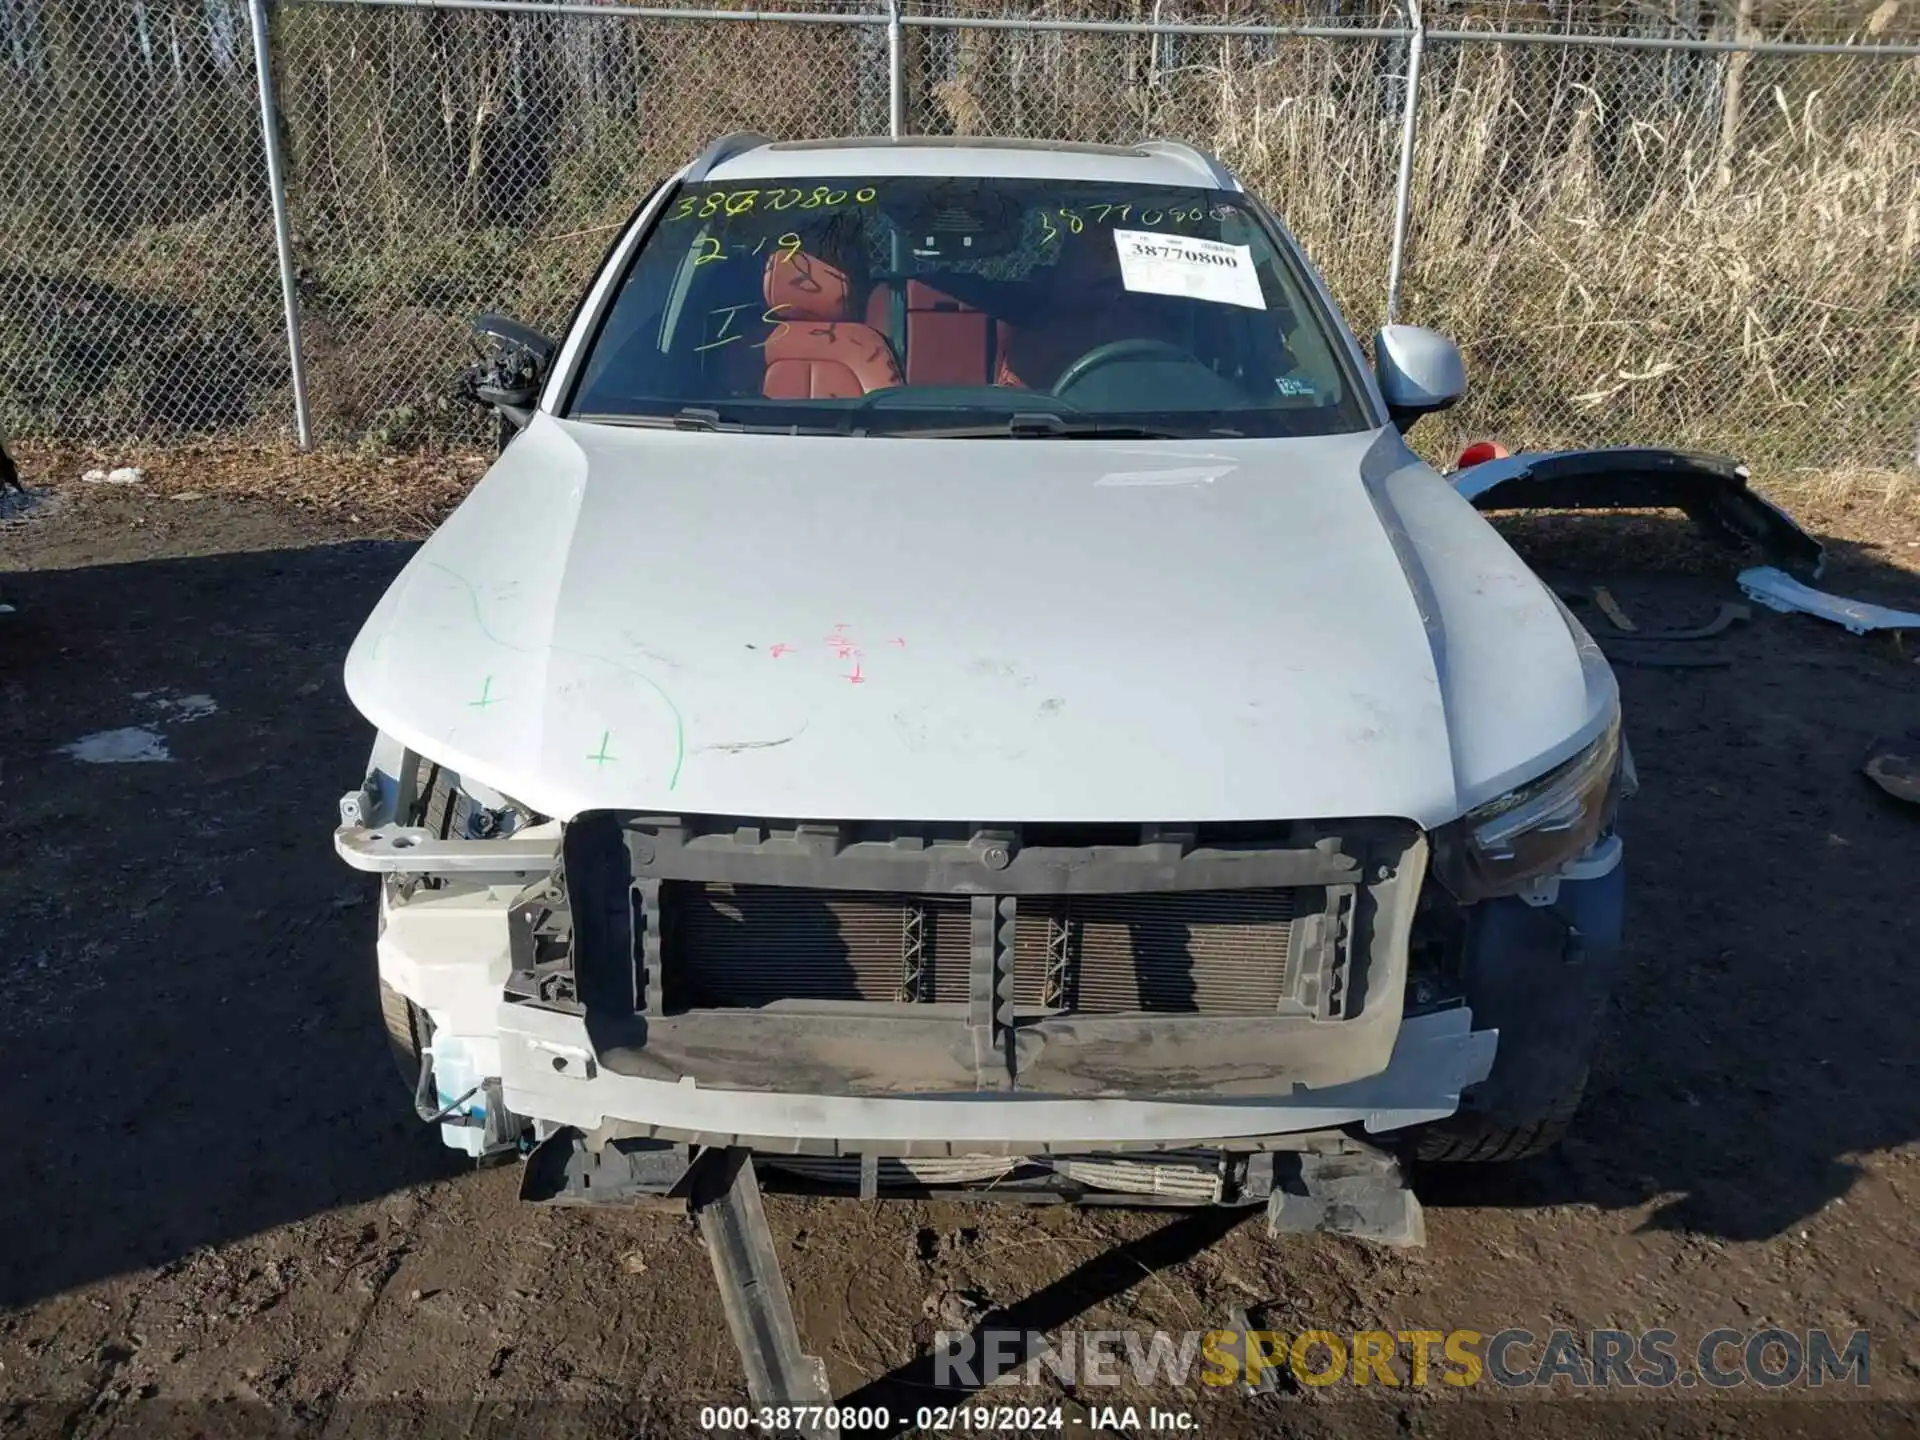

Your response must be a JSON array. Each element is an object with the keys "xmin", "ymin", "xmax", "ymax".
[{"xmin": 335, "ymin": 135, "xmax": 1628, "ymax": 1212}]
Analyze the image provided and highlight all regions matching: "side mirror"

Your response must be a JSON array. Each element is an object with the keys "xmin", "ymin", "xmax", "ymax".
[
  {"xmin": 462, "ymin": 312, "xmax": 558, "ymax": 435},
  {"xmin": 1374, "ymin": 324, "xmax": 1465, "ymax": 434}
]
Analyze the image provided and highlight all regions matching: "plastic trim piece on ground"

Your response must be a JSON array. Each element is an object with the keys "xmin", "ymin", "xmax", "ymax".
[
  {"xmin": 1737, "ymin": 567, "xmax": 1920, "ymax": 636},
  {"xmin": 1862, "ymin": 734, "xmax": 1920, "ymax": 807}
]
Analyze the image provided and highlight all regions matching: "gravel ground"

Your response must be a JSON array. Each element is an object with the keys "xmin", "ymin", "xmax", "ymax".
[{"xmin": 1, "ymin": 475, "xmax": 1917, "ymax": 1439}]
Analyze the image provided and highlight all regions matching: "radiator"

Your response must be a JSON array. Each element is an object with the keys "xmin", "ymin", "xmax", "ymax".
[{"xmin": 667, "ymin": 884, "xmax": 1295, "ymax": 1015}]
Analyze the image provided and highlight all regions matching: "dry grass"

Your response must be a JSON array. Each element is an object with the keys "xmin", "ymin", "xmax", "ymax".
[
  {"xmin": 916, "ymin": 30, "xmax": 1919, "ymax": 477},
  {"xmin": 9, "ymin": 438, "xmax": 490, "ymax": 541},
  {"xmin": 1188, "ymin": 41, "xmax": 1920, "ymax": 474}
]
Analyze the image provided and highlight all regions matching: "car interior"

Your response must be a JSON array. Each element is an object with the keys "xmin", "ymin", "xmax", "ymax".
[{"xmin": 568, "ymin": 178, "xmax": 1351, "ymax": 425}]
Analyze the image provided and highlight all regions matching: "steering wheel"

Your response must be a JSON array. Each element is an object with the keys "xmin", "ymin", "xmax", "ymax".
[{"xmin": 1051, "ymin": 338, "xmax": 1205, "ymax": 397}]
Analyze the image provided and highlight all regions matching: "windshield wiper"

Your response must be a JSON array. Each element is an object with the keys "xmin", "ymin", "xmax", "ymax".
[
  {"xmin": 571, "ymin": 408, "xmax": 842, "ymax": 436},
  {"xmin": 878, "ymin": 412, "xmax": 1238, "ymax": 440},
  {"xmin": 573, "ymin": 408, "xmax": 1226, "ymax": 439}
]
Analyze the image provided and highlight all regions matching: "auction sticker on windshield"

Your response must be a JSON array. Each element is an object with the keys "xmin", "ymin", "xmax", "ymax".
[{"xmin": 1112, "ymin": 228, "xmax": 1266, "ymax": 311}]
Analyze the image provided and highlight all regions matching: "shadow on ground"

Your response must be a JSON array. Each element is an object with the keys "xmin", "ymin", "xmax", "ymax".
[
  {"xmin": 1417, "ymin": 522, "xmax": 1920, "ymax": 1243},
  {"xmin": 0, "ymin": 541, "xmax": 464, "ymax": 1312},
  {"xmin": 0, "ymin": 516, "xmax": 1916, "ymax": 1320}
]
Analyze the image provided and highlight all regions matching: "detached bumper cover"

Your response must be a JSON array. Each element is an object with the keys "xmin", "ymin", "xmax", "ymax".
[
  {"xmin": 1451, "ymin": 447, "xmax": 1824, "ymax": 579},
  {"xmin": 495, "ymin": 1003, "xmax": 1496, "ymax": 1154}
]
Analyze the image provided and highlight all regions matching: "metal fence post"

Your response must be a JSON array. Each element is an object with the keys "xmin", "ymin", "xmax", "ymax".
[
  {"xmin": 1384, "ymin": 0, "xmax": 1425, "ymax": 326},
  {"xmin": 887, "ymin": 0, "xmax": 905, "ymax": 137},
  {"xmin": 247, "ymin": 0, "xmax": 313, "ymax": 449}
]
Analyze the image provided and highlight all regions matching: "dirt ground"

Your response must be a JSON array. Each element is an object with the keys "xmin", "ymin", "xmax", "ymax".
[{"xmin": 2, "ymin": 467, "xmax": 1918, "ymax": 1439}]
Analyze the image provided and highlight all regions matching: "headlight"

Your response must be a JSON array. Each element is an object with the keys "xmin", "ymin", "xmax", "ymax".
[{"xmin": 1431, "ymin": 710, "xmax": 1623, "ymax": 902}]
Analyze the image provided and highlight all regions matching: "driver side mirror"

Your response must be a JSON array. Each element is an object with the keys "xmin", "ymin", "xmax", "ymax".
[
  {"xmin": 1374, "ymin": 324, "xmax": 1465, "ymax": 434},
  {"xmin": 461, "ymin": 312, "xmax": 558, "ymax": 435}
]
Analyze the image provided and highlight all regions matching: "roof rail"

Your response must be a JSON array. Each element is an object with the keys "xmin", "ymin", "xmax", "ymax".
[
  {"xmin": 1135, "ymin": 139, "xmax": 1237, "ymax": 190},
  {"xmin": 687, "ymin": 131, "xmax": 772, "ymax": 181}
]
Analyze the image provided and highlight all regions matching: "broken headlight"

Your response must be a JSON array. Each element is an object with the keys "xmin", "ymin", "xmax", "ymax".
[{"xmin": 1431, "ymin": 710, "xmax": 1622, "ymax": 903}]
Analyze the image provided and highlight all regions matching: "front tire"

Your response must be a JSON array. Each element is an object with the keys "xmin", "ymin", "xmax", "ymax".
[
  {"xmin": 1413, "ymin": 1065, "xmax": 1589, "ymax": 1163},
  {"xmin": 1410, "ymin": 843, "xmax": 1624, "ymax": 1164},
  {"xmin": 378, "ymin": 978, "xmax": 430, "ymax": 1090}
]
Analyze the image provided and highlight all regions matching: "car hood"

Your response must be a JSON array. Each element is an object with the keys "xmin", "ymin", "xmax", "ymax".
[{"xmin": 344, "ymin": 415, "xmax": 1615, "ymax": 828}]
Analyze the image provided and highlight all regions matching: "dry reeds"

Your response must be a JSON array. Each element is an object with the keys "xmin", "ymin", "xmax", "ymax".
[{"xmin": 1199, "ymin": 40, "xmax": 1920, "ymax": 473}]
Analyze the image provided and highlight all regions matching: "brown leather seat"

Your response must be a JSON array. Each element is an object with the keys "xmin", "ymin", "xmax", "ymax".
[
  {"xmin": 866, "ymin": 280, "xmax": 1002, "ymax": 387},
  {"xmin": 762, "ymin": 251, "xmax": 902, "ymax": 399}
]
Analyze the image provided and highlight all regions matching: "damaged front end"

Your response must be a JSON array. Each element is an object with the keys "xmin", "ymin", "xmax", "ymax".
[
  {"xmin": 339, "ymin": 746, "xmax": 1629, "ymax": 1225},
  {"xmin": 338, "ymin": 754, "xmax": 1542, "ymax": 1193}
]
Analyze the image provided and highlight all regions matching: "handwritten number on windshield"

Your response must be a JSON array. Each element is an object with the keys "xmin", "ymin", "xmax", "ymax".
[
  {"xmin": 668, "ymin": 187, "xmax": 1219, "ymax": 232},
  {"xmin": 670, "ymin": 186, "xmax": 877, "ymax": 219},
  {"xmin": 682, "ymin": 231, "xmax": 802, "ymax": 271}
]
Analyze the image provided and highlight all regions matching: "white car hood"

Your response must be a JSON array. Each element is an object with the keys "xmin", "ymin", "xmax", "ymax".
[{"xmin": 344, "ymin": 415, "xmax": 1614, "ymax": 828}]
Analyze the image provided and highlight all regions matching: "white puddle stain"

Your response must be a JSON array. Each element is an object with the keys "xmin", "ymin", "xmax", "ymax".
[
  {"xmin": 56, "ymin": 690, "xmax": 219, "ymax": 764},
  {"xmin": 59, "ymin": 728, "xmax": 172, "ymax": 764},
  {"xmin": 135, "ymin": 691, "xmax": 219, "ymax": 722}
]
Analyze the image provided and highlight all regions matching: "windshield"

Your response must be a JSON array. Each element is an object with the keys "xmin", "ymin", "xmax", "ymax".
[{"xmin": 565, "ymin": 174, "xmax": 1373, "ymax": 438}]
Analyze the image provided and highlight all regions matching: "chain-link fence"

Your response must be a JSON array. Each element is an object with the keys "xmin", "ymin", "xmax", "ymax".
[
  {"xmin": 2, "ymin": 0, "xmax": 1916, "ymax": 476},
  {"xmin": 274, "ymin": 0, "xmax": 889, "ymax": 446},
  {"xmin": 1405, "ymin": 25, "xmax": 1920, "ymax": 471},
  {"xmin": 0, "ymin": 0, "xmax": 283, "ymax": 438}
]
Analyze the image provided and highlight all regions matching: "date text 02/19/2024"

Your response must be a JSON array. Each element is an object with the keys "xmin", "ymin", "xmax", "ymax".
[{"xmin": 696, "ymin": 1404, "xmax": 1200, "ymax": 1432}]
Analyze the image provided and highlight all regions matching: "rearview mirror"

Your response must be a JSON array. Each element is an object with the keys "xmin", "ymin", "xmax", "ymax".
[
  {"xmin": 462, "ymin": 312, "xmax": 558, "ymax": 436},
  {"xmin": 1374, "ymin": 324, "xmax": 1465, "ymax": 433}
]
